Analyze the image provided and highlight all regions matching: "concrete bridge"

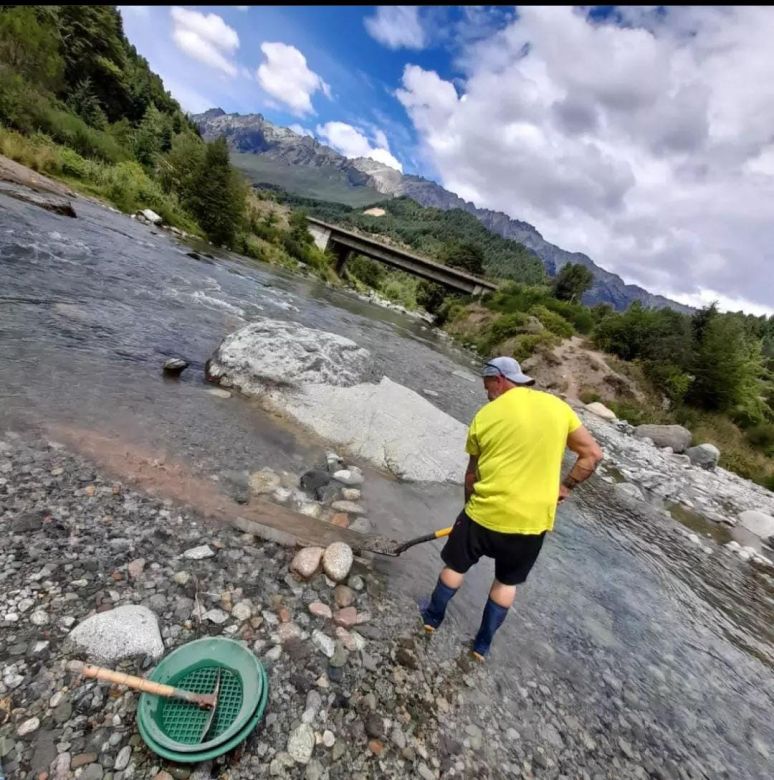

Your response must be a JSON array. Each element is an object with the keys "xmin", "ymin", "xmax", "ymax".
[{"xmin": 306, "ymin": 217, "xmax": 498, "ymax": 296}]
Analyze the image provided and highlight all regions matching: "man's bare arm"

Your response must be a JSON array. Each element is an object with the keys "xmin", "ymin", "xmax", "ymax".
[
  {"xmin": 464, "ymin": 455, "xmax": 478, "ymax": 503},
  {"xmin": 559, "ymin": 426, "xmax": 603, "ymax": 501}
]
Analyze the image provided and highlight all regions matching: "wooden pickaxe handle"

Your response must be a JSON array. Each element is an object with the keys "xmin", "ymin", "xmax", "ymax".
[{"xmin": 76, "ymin": 663, "xmax": 215, "ymax": 708}]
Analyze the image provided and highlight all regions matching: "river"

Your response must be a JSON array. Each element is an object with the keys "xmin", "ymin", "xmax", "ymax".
[{"xmin": 1, "ymin": 192, "xmax": 772, "ymax": 777}]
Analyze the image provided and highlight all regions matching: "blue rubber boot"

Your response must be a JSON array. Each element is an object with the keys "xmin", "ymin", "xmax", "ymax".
[
  {"xmin": 472, "ymin": 598, "xmax": 509, "ymax": 659},
  {"xmin": 420, "ymin": 578, "xmax": 458, "ymax": 632}
]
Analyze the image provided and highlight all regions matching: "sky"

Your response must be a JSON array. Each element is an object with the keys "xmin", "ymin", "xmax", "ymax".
[{"xmin": 119, "ymin": 6, "xmax": 774, "ymax": 316}]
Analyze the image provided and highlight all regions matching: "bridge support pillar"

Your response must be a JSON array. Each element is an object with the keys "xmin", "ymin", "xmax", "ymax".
[{"xmin": 331, "ymin": 241, "xmax": 353, "ymax": 275}]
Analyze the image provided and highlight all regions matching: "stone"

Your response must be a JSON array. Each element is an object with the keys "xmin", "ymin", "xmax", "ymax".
[
  {"xmin": 277, "ymin": 622, "xmax": 303, "ymax": 643},
  {"xmin": 341, "ymin": 488, "xmax": 361, "ymax": 501},
  {"xmin": 18, "ymin": 717, "xmax": 40, "ymax": 736},
  {"xmin": 738, "ymin": 510, "xmax": 774, "ymax": 539},
  {"xmin": 333, "ymin": 607, "xmax": 358, "ymax": 629},
  {"xmin": 329, "ymin": 642, "xmax": 348, "ymax": 668},
  {"xmin": 272, "ymin": 487, "xmax": 293, "ymax": 504},
  {"xmin": 391, "ymin": 726, "xmax": 407, "ymax": 750},
  {"xmin": 182, "ymin": 545, "xmax": 215, "ymax": 560},
  {"xmin": 686, "ymin": 443, "xmax": 720, "ymax": 470},
  {"xmin": 30, "ymin": 610, "xmax": 50, "ymax": 626},
  {"xmin": 207, "ymin": 388, "xmax": 231, "ymax": 399},
  {"xmin": 332, "ymin": 469, "xmax": 364, "ymax": 487},
  {"xmin": 163, "ymin": 358, "xmax": 189, "ymax": 376},
  {"xmin": 365, "ymin": 713, "xmax": 384, "ymax": 739},
  {"xmin": 204, "ymin": 609, "xmax": 229, "ymax": 625},
  {"xmin": 322, "ymin": 730, "xmax": 335, "ymax": 748},
  {"xmin": 249, "ymin": 469, "xmax": 282, "ymax": 494},
  {"xmin": 50, "ymin": 753, "xmax": 71, "ymax": 780},
  {"xmin": 174, "ymin": 571, "xmax": 191, "ymax": 586},
  {"xmin": 139, "ymin": 209, "xmax": 162, "ymax": 225},
  {"xmin": 585, "ymin": 402, "xmax": 616, "ymax": 421},
  {"xmin": 231, "ymin": 601, "xmax": 252, "ymax": 621},
  {"xmin": 71, "ymin": 753, "xmax": 98, "ymax": 770},
  {"xmin": 348, "ymin": 517, "xmax": 372, "ymax": 534},
  {"xmin": 66, "ymin": 605, "xmax": 164, "ymax": 664},
  {"xmin": 368, "ymin": 739, "xmax": 384, "ymax": 756},
  {"xmin": 309, "ymin": 602, "xmax": 332, "ymax": 619},
  {"xmin": 634, "ymin": 424, "xmax": 692, "ymax": 453},
  {"xmin": 322, "ymin": 543, "xmax": 353, "ymax": 582},
  {"xmin": 348, "ymin": 575, "xmax": 365, "ymax": 591},
  {"xmin": 291, "ymin": 547, "xmax": 324, "ymax": 579},
  {"xmin": 300, "ymin": 470, "xmax": 332, "ymax": 494},
  {"xmin": 299, "ymin": 503, "xmax": 322, "ymax": 519},
  {"xmin": 330, "ymin": 500, "xmax": 365, "ymax": 515},
  {"xmin": 312, "ymin": 630, "xmax": 335, "ymax": 658},
  {"xmin": 114, "ymin": 746, "xmax": 132, "ymax": 771},
  {"xmin": 334, "ymin": 585, "xmax": 355, "ymax": 608},
  {"xmin": 127, "ymin": 559, "xmax": 145, "ymax": 580},
  {"xmin": 80, "ymin": 765, "xmax": 103, "ymax": 780},
  {"xmin": 287, "ymin": 724, "xmax": 315, "ymax": 764}
]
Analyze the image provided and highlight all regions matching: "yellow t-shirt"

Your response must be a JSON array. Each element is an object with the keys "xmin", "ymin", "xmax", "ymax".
[{"xmin": 465, "ymin": 388, "xmax": 582, "ymax": 534}]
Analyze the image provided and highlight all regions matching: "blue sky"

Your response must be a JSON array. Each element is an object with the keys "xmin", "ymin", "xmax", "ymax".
[{"xmin": 119, "ymin": 6, "xmax": 774, "ymax": 314}]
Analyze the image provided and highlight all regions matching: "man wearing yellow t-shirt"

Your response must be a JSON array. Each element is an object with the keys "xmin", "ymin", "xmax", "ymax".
[{"xmin": 421, "ymin": 356, "xmax": 603, "ymax": 660}]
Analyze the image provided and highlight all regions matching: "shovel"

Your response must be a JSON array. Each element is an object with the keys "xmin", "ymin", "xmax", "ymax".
[
  {"xmin": 361, "ymin": 526, "xmax": 452, "ymax": 557},
  {"xmin": 72, "ymin": 661, "xmax": 222, "ymax": 741}
]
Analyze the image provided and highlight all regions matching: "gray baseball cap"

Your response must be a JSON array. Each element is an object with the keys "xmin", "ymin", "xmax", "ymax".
[{"xmin": 482, "ymin": 356, "xmax": 534, "ymax": 385}]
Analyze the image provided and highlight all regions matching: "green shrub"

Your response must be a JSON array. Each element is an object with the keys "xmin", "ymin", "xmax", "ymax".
[
  {"xmin": 529, "ymin": 305, "xmax": 574, "ymax": 338},
  {"xmin": 508, "ymin": 331, "xmax": 559, "ymax": 362},
  {"xmin": 579, "ymin": 389, "xmax": 601, "ymax": 405},
  {"xmin": 57, "ymin": 146, "xmax": 93, "ymax": 179}
]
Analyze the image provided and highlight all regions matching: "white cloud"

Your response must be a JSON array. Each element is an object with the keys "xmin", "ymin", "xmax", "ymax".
[
  {"xmin": 365, "ymin": 7, "xmax": 426, "ymax": 50},
  {"xmin": 256, "ymin": 42, "xmax": 329, "ymax": 116},
  {"xmin": 289, "ymin": 124, "xmax": 314, "ymax": 138},
  {"xmin": 316, "ymin": 121, "xmax": 403, "ymax": 172},
  {"xmin": 170, "ymin": 7, "xmax": 239, "ymax": 77},
  {"xmin": 396, "ymin": 6, "xmax": 774, "ymax": 311}
]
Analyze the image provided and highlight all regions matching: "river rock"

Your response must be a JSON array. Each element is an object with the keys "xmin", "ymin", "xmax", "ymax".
[
  {"xmin": 309, "ymin": 602, "xmax": 332, "ymax": 619},
  {"xmin": 334, "ymin": 585, "xmax": 354, "ymax": 608},
  {"xmin": 333, "ymin": 607, "xmax": 358, "ymax": 629},
  {"xmin": 114, "ymin": 745, "xmax": 132, "ymax": 771},
  {"xmin": 207, "ymin": 388, "xmax": 232, "ymax": 399},
  {"xmin": 249, "ymin": 469, "xmax": 282, "ymax": 494},
  {"xmin": 634, "ymin": 424, "xmax": 692, "ymax": 453},
  {"xmin": 341, "ymin": 488, "xmax": 361, "ymax": 501},
  {"xmin": 322, "ymin": 543, "xmax": 353, "ymax": 582},
  {"xmin": 312, "ymin": 630, "xmax": 335, "ymax": 658},
  {"xmin": 299, "ymin": 502, "xmax": 322, "ymax": 519},
  {"xmin": 330, "ymin": 500, "xmax": 365, "ymax": 515},
  {"xmin": 183, "ymin": 544, "xmax": 215, "ymax": 560},
  {"xmin": 162, "ymin": 358, "xmax": 188, "ymax": 376},
  {"xmin": 300, "ymin": 470, "xmax": 332, "ymax": 494},
  {"xmin": 139, "ymin": 209, "xmax": 162, "ymax": 225},
  {"xmin": 332, "ymin": 469, "xmax": 364, "ymax": 487},
  {"xmin": 585, "ymin": 402, "xmax": 617, "ymax": 421},
  {"xmin": 18, "ymin": 717, "xmax": 40, "ymax": 736},
  {"xmin": 66, "ymin": 605, "xmax": 164, "ymax": 664},
  {"xmin": 287, "ymin": 723, "xmax": 315, "ymax": 764},
  {"xmin": 206, "ymin": 318, "xmax": 370, "ymax": 390},
  {"xmin": 738, "ymin": 510, "xmax": 774, "ymax": 539},
  {"xmin": 686, "ymin": 443, "xmax": 720, "ymax": 470},
  {"xmin": 291, "ymin": 547, "xmax": 324, "ymax": 579}
]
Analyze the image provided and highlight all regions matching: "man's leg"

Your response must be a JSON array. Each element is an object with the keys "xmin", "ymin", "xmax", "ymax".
[
  {"xmin": 421, "ymin": 566, "xmax": 463, "ymax": 631},
  {"xmin": 472, "ymin": 579, "xmax": 515, "ymax": 658}
]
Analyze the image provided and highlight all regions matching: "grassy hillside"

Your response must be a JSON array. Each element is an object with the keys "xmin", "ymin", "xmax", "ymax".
[{"xmin": 232, "ymin": 153, "xmax": 384, "ymax": 208}]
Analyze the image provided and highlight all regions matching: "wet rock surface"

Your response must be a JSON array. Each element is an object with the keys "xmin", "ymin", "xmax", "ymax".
[{"xmin": 1, "ymin": 433, "xmax": 771, "ymax": 779}]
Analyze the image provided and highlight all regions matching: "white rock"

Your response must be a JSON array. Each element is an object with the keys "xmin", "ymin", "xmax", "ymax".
[
  {"xmin": 322, "ymin": 543, "xmax": 353, "ymax": 582},
  {"xmin": 18, "ymin": 717, "xmax": 40, "ymax": 736},
  {"xmin": 207, "ymin": 388, "xmax": 232, "ymax": 399},
  {"xmin": 30, "ymin": 610, "xmax": 49, "ymax": 626},
  {"xmin": 738, "ymin": 510, "xmax": 774, "ymax": 539},
  {"xmin": 249, "ymin": 469, "xmax": 281, "ymax": 495},
  {"xmin": 18, "ymin": 598, "xmax": 34, "ymax": 613},
  {"xmin": 287, "ymin": 723, "xmax": 316, "ymax": 764},
  {"xmin": 312, "ymin": 630, "xmax": 335, "ymax": 658},
  {"xmin": 231, "ymin": 601, "xmax": 252, "ymax": 622},
  {"xmin": 330, "ymin": 500, "xmax": 365, "ymax": 515},
  {"xmin": 291, "ymin": 547, "xmax": 324, "ymax": 579},
  {"xmin": 322, "ymin": 730, "xmax": 336, "ymax": 748},
  {"xmin": 174, "ymin": 571, "xmax": 191, "ymax": 585},
  {"xmin": 585, "ymin": 402, "xmax": 617, "ymax": 421},
  {"xmin": 333, "ymin": 469, "xmax": 364, "ymax": 487},
  {"xmin": 341, "ymin": 488, "xmax": 361, "ymax": 501},
  {"xmin": 204, "ymin": 609, "xmax": 229, "ymax": 625},
  {"xmin": 182, "ymin": 545, "xmax": 215, "ymax": 560},
  {"xmin": 139, "ymin": 209, "xmax": 162, "ymax": 225},
  {"xmin": 115, "ymin": 745, "xmax": 132, "ymax": 771},
  {"xmin": 67, "ymin": 605, "xmax": 164, "ymax": 665},
  {"xmin": 265, "ymin": 645, "xmax": 282, "ymax": 662},
  {"xmin": 272, "ymin": 487, "xmax": 293, "ymax": 504},
  {"xmin": 688, "ymin": 533, "xmax": 701, "ymax": 545},
  {"xmin": 299, "ymin": 502, "xmax": 322, "ymax": 519}
]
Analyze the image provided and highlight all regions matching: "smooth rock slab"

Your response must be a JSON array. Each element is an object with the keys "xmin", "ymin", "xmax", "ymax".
[
  {"xmin": 585, "ymin": 402, "xmax": 616, "ymax": 421},
  {"xmin": 634, "ymin": 424, "xmax": 692, "ymax": 453},
  {"xmin": 287, "ymin": 723, "xmax": 315, "ymax": 764},
  {"xmin": 738, "ymin": 510, "xmax": 774, "ymax": 539},
  {"xmin": 291, "ymin": 547, "xmax": 324, "ymax": 579},
  {"xmin": 67, "ymin": 605, "xmax": 164, "ymax": 664},
  {"xmin": 322, "ymin": 543, "xmax": 353, "ymax": 582}
]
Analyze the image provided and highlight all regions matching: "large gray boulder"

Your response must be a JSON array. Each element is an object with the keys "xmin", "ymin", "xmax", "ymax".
[
  {"xmin": 585, "ymin": 402, "xmax": 616, "ymax": 421},
  {"xmin": 738, "ymin": 510, "xmax": 774, "ymax": 540},
  {"xmin": 634, "ymin": 424, "xmax": 692, "ymax": 453},
  {"xmin": 686, "ymin": 443, "xmax": 720, "ymax": 470},
  {"xmin": 66, "ymin": 605, "xmax": 164, "ymax": 664}
]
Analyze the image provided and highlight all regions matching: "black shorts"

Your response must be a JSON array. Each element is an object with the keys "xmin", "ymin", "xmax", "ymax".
[{"xmin": 441, "ymin": 511, "xmax": 546, "ymax": 586}]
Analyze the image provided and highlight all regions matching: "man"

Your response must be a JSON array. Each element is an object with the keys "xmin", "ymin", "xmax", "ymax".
[{"xmin": 421, "ymin": 356, "xmax": 604, "ymax": 660}]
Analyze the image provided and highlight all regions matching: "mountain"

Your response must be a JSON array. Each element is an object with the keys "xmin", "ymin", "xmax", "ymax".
[{"xmin": 193, "ymin": 109, "xmax": 690, "ymax": 312}]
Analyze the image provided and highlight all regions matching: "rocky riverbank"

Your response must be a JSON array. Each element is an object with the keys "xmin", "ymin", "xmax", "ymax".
[{"xmin": 3, "ymin": 431, "xmax": 751, "ymax": 780}]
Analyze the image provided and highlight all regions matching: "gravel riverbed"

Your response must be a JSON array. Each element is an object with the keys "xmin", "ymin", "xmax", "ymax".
[{"xmin": 3, "ymin": 431, "xmax": 754, "ymax": 780}]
